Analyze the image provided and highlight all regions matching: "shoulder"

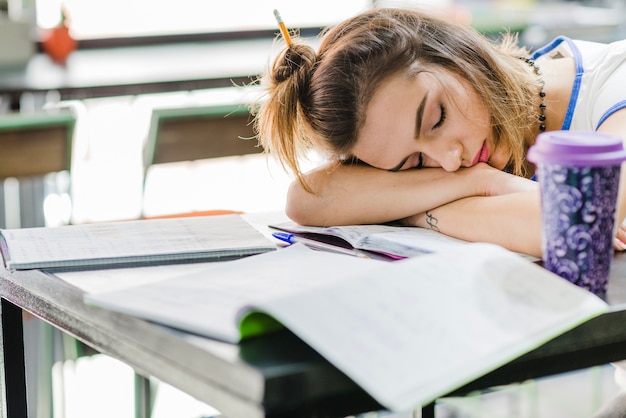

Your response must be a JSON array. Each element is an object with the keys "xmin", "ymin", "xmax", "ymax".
[
  {"xmin": 531, "ymin": 36, "xmax": 622, "ymax": 64},
  {"xmin": 545, "ymin": 36, "xmax": 626, "ymax": 131},
  {"xmin": 597, "ymin": 106, "xmax": 626, "ymax": 137}
]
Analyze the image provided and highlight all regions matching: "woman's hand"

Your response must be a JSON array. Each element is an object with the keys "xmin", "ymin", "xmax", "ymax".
[
  {"xmin": 615, "ymin": 222, "xmax": 626, "ymax": 251},
  {"xmin": 472, "ymin": 163, "xmax": 539, "ymax": 196}
]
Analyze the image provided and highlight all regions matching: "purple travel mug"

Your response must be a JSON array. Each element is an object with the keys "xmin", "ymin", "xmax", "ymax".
[{"xmin": 527, "ymin": 131, "xmax": 626, "ymax": 296}]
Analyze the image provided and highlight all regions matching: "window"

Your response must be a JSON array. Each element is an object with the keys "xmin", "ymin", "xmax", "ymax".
[{"xmin": 37, "ymin": 0, "xmax": 373, "ymax": 40}]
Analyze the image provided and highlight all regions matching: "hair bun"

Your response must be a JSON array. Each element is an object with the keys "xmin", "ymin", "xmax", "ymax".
[{"xmin": 273, "ymin": 43, "xmax": 316, "ymax": 84}]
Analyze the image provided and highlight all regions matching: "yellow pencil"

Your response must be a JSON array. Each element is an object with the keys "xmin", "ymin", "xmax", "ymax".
[{"xmin": 273, "ymin": 9, "xmax": 293, "ymax": 46}]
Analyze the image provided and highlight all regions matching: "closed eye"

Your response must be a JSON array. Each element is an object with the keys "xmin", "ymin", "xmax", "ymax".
[
  {"xmin": 415, "ymin": 153, "xmax": 424, "ymax": 169},
  {"xmin": 433, "ymin": 105, "xmax": 446, "ymax": 129}
]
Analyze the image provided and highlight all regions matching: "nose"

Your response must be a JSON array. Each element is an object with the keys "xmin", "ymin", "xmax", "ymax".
[{"xmin": 436, "ymin": 142, "xmax": 463, "ymax": 172}]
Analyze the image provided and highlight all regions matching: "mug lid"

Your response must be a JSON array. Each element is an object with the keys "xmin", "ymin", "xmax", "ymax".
[{"xmin": 527, "ymin": 131, "xmax": 626, "ymax": 167}]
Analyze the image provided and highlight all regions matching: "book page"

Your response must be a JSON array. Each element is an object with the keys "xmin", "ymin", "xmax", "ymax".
[
  {"xmin": 55, "ymin": 262, "xmax": 220, "ymax": 294},
  {"xmin": 270, "ymin": 222, "xmax": 409, "ymax": 248},
  {"xmin": 270, "ymin": 221, "xmax": 469, "ymax": 257},
  {"xmin": 84, "ymin": 244, "xmax": 383, "ymax": 342},
  {"xmin": 364, "ymin": 228, "xmax": 468, "ymax": 257},
  {"xmin": 256, "ymin": 244, "xmax": 606, "ymax": 411}
]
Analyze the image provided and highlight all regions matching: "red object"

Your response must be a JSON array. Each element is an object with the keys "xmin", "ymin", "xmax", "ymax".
[{"xmin": 41, "ymin": 24, "xmax": 77, "ymax": 64}]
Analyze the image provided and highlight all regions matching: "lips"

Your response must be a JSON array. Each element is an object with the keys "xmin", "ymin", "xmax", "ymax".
[{"xmin": 472, "ymin": 142, "xmax": 489, "ymax": 166}]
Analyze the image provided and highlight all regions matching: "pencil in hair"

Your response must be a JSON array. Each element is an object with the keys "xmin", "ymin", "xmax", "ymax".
[{"xmin": 273, "ymin": 9, "xmax": 293, "ymax": 46}]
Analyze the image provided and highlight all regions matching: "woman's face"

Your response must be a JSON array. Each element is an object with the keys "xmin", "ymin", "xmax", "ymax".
[{"xmin": 353, "ymin": 69, "xmax": 510, "ymax": 172}]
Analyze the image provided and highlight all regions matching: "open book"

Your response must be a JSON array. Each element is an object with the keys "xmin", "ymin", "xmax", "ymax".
[
  {"xmin": 270, "ymin": 221, "xmax": 538, "ymax": 261},
  {"xmin": 84, "ymin": 243, "xmax": 607, "ymax": 412},
  {"xmin": 271, "ymin": 221, "xmax": 474, "ymax": 259},
  {"xmin": 0, "ymin": 214, "xmax": 275, "ymax": 271}
]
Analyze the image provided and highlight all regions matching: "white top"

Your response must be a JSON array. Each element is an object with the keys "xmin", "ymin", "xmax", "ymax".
[{"xmin": 531, "ymin": 36, "xmax": 626, "ymax": 131}]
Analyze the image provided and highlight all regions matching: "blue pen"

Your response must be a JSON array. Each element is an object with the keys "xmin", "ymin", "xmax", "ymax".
[{"xmin": 272, "ymin": 232, "xmax": 370, "ymax": 259}]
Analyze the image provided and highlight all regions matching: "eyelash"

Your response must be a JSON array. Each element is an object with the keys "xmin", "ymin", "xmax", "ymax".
[
  {"xmin": 415, "ymin": 153, "xmax": 424, "ymax": 169},
  {"xmin": 414, "ymin": 105, "xmax": 446, "ymax": 169},
  {"xmin": 433, "ymin": 105, "xmax": 446, "ymax": 129}
]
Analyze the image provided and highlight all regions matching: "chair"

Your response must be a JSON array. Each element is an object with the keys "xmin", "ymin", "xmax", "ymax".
[
  {"xmin": 0, "ymin": 109, "xmax": 76, "ymax": 418},
  {"xmin": 141, "ymin": 99, "xmax": 263, "ymax": 218},
  {"xmin": 143, "ymin": 102, "xmax": 262, "ymax": 171},
  {"xmin": 0, "ymin": 109, "xmax": 75, "ymax": 228}
]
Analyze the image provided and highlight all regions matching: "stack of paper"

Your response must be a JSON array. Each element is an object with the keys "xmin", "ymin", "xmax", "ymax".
[{"xmin": 0, "ymin": 214, "xmax": 275, "ymax": 271}]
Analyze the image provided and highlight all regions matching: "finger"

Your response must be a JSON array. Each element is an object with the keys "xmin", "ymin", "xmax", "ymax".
[{"xmin": 614, "ymin": 228, "xmax": 626, "ymax": 251}]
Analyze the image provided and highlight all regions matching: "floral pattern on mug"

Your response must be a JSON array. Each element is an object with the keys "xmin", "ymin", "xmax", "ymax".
[{"xmin": 538, "ymin": 165, "xmax": 621, "ymax": 296}]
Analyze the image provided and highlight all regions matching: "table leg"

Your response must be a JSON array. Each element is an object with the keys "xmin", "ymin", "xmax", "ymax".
[
  {"xmin": 0, "ymin": 94, "xmax": 12, "ymax": 113},
  {"xmin": 134, "ymin": 373, "xmax": 153, "ymax": 418},
  {"xmin": 0, "ymin": 298, "xmax": 28, "ymax": 418},
  {"xmin": 421, "ymin": 402, "xmax": 435, "ymax": 418}
]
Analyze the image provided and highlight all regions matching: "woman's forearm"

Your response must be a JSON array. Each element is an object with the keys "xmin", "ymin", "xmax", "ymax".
[
  {"xmin": 286, "ymin": 164, "xmax": 475, "ymax": 226},
  {"xmin": 407, "ymin": 191, "xmax": 543, "ymax": 257},
  {"xmin": 286, "ymin": 163, "xmax": 536, "ymax": 227}
]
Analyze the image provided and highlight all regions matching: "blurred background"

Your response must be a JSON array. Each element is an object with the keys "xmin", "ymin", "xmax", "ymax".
[
  {"xmin": 1, "ymin": 1, "xmax": 626, "ymax": 417},
  {"xmin": 0, "ymin": 0, "xmax": 625, "ymax": 226}
]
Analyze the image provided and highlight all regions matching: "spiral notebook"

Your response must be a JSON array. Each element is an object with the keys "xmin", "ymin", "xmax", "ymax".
[{"xmin": 0, "ymin": 214, "xmax": 275, "ymax": 271}]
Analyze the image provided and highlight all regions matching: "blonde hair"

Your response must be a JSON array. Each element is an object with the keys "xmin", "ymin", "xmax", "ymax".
[{"xmin": 253, "ymin": 8, "xmax": 540, "ymax": 191}]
